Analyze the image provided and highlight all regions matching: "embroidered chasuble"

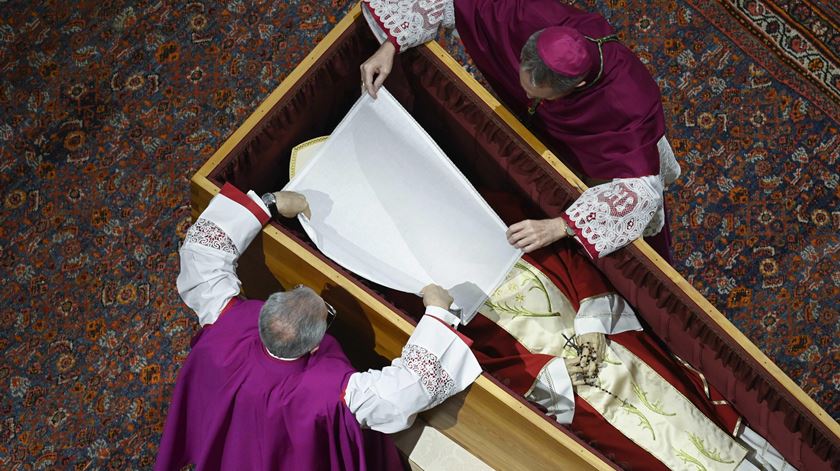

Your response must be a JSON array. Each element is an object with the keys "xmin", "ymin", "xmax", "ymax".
[
  {"xmin": 453, "ymin": 193, "xmax": 760, "ymax": 470},
  {"xmin": 470, "ymin": 258, "xmax": 748, "ymax": 470}
]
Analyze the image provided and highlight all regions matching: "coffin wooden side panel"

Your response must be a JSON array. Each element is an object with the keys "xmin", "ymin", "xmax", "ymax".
[{"xmin": 424, "ymin": 378, "xmax": 615, "ymax": 470}]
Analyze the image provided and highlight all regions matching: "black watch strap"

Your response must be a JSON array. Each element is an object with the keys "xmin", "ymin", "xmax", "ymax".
[{"xmin": 261, "ymin": 192, "xmax": 278, "ymax": 219}]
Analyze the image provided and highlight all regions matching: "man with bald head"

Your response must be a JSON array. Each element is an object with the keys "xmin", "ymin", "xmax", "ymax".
[{"xmin": 155, "ymin": 183, "xmax": 481, "ymax": 470}]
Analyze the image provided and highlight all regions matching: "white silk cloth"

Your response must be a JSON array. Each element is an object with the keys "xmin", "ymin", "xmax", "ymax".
[{"xmin": 284, "ymin": 89, "xmax": 521, "ymax": 323}]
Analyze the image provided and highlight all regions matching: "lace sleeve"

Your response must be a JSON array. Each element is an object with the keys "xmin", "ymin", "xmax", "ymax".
[
  {"xmin": 176, "ymin": 183, "xmax": 271, "ymax": 325},
  {"xmin": 563, "ymin": 176, "xmax": 664, "ymax": 259},
  {"xmin": 362, "ymin": 0, "xmax": 454, "ymax": 52},
  {"xmin": 343, "ymin": 310, "xmax": 481, "ymax": 433}
]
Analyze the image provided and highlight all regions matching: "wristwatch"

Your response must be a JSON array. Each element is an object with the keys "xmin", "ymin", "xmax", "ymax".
[
  {"xmin": 261, "ymin": 192, "xmax": 278, "ymax": 219},
  {"xmin": 561, "ymin": 219, "xmax": 576, "ymax": 238}
]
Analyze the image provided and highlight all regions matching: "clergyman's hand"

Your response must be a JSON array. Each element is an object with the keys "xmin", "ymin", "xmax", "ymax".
[
  {"xmin": 274, "ymin": 191, "xmax": 311, "ymax": 219},
  {"xmin": 506, "ymin": 217, "xmax": 568, "ymax": 253},
  {"xmin": 360, "ymin": 41, "xmax": 396, "ymax": 99},
  {"xmin": 577, "ymin": 332, "xmax": 607, "ymax": 369},
  {"xmin": 421, "ymin": 284, "xmax": 453, "ymax": 310},
  {"xmin": 564, "ymin": 356, "xmax": 587, "ymax": 389}
]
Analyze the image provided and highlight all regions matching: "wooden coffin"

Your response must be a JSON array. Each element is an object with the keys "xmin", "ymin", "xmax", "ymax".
[{"xmin": 190, "ymin": 4, "xmax": 839, "ymax": 470}]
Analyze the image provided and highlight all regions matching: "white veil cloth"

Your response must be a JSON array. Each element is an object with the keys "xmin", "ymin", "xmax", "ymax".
[{"xmin": 283, "ymin": 89, "xmax": 521, "ymax": 323}]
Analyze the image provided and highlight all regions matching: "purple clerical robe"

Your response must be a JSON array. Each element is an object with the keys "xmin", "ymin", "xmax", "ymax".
[
  {"xmin": 453, "ymin": 0, "xmax": 664, "ymax": 181},
  {"xmin": 453, "ymin": 0, "xmax": 671, "ymax": 258},
  {"xmin": 155, "ymin": 299, "xmax": 404, "ymax": 471},
  {"xmin": 362, "ymin": 0, "xmax": 674, "ymax": 260}
]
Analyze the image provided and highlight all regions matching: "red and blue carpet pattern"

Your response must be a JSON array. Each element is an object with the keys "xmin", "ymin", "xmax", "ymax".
[{"xmin": 0, "ymin": 0, "xmax": 836, "ymax": 467}]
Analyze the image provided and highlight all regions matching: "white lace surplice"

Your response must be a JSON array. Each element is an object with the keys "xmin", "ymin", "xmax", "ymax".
[
  {"xmin": 362, "ymin": 0, "xmax": 454, "ymax": 51},
  {"xmin": 284, "ymin": 89, "xmax": 522, "ymax": 323}
]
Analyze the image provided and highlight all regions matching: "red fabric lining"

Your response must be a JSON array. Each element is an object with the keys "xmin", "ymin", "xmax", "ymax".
[
  {"xmin": 600, "ymin": 249, "xmax": 837, "ymax": 469},
  {"xmin": 220, "ymin": 182, "xmax": 270, "ymax": 226},
  {"xmin": 340, "ymin": 374, "xmax": 350, "ymax": 408},
  {"xmin": 461, "ymin": 314, "xmax": 553, "ymax": 395}
]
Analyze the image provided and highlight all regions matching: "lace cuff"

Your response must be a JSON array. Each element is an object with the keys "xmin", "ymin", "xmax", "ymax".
[
  {"xmin": 407, "ymin": 314, "xmax": 481, "ymax": 398},
  {"xmin": 199, "ymin": 183, "xmax": 270, "ymax": 254},
  {"xmin": 564, "ymin": 175, "xmax": 664, "ymax": 259},
  {"xmin": 362, "ymin": 0, "xmax": 452, "ymax": 52},
  {"xmin": 343, "ymin": 314, "xmax": 481, "ymax": 433},
  {"xmin": 402, "ymin": 343, "xmax": 456, "ymax": 407},
  {"xmin": 183, "ymin": 218, "xmax": 239, "ymax": 256},
  {"xmin": 176, "ymin": 184, "xmax": 270, "ymax": 326}
]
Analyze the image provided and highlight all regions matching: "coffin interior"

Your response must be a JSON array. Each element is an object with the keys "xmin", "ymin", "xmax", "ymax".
[{"xmin": 196, "ymin": 10, "xmax": 839, "ymax": 471}]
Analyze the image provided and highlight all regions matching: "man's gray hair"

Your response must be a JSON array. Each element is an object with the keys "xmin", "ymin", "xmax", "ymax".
[
  {"xmin": 259, "ymin": 287, "xmax": 327, "ymax": 358},
  {"xmin": 520, "ymin": 29, "xmax": 585, "ymax": 94}
]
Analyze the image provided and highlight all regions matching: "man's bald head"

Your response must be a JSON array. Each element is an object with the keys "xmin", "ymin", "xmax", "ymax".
[{"xmin": 259, "ymin": 286, "xmax": 328, "ymax": 358}]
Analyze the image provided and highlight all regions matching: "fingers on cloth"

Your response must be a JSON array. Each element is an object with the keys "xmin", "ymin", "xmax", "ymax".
[
  {"xmin": 507, "ymin": 228, "xmax": 531, "ymax": 245},
  {"xmin": 361, "ymin": 64, "xmax": 375, "ymax": 94}
]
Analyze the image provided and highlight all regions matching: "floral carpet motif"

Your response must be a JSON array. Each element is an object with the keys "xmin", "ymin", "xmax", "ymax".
[{"xmin": 0, "ymin": 0, "xmax": 836, "ymax": 467}]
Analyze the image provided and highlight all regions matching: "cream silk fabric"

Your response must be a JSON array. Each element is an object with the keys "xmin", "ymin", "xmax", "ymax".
[
  {"xmin": 284, "ymin": 89, "xmax": 521, "ymax": 322},
  {"xmin": 480, "ymin": 260, "xmax": 749, "ymax": 469}
]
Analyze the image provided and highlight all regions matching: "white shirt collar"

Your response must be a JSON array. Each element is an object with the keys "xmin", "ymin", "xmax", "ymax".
[{"xmin": 264, "ymin": 346, "xmax": 301, "ymax": 361}]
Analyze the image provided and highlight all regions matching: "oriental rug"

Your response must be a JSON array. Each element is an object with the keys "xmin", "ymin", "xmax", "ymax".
[{"xmin": 0, "ymin": 0, "xmax": 837, "ymax": 467}]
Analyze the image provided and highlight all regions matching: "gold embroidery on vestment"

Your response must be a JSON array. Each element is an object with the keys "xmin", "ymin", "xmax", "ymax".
[
  {"xmin": 689, "ymin": 433, "xmax": 736, "ymax": 464},
  {"xmin": 482, "ymin": 259, "xmax": 748, "ymax": 469}
]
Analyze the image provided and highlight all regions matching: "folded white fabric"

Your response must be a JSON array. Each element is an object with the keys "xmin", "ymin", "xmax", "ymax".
[{"xmin": 284, "ymin": 88, "xmax": 521, "ymax": 322}]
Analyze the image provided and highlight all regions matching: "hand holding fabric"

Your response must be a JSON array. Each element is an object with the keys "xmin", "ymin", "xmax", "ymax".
[
  {"xmin": 421, "ymin": 284, "xmax": 453, "ymax": 309},
  {"xmin": 360, "ymin": 41, "xmax": 396, "ymax": 99},
  {"xmin": 506, "ymin": 217, "xmax": 568, "ymax": 253},
  {"xmin": 274, "ymin": 191, "xmax": 311, "ymax": 219}
]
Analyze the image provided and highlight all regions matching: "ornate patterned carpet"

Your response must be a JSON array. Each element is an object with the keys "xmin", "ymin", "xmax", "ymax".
[{"xmin": 0, "ymin": 0, "xmax": 837, "ymax": 467}]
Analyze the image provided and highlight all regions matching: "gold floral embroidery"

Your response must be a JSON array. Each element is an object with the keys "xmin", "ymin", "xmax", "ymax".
[
  {"xmin": 632, "ymin": 382, "xmax": 676, "ymax": 416},
  {"xmin": 674, "ymin": 448, "xmax": 708, "ymax": 471},
  {"xmin": 483, "ymin": 261, "xmax": 557, "ymax": 317},
  {"xmin": 484, "ymin": 259, "xmax": 747, "ymax": 469},
  {"xmin": 620, "ymin": 402, "xmax": 655, "ymax": 441},
  {"xmin": 514, "ymin": 261, "xmax": 552, "ymax": 311},
  {"xmin": 689, "ymin": 434, "xmax": 735, "ymax": 464}
]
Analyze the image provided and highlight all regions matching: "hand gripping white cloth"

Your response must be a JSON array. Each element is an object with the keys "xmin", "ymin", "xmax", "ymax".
[{"xmin": 284, "ymin": 88, "xmax": 521, "ymax": 323}]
